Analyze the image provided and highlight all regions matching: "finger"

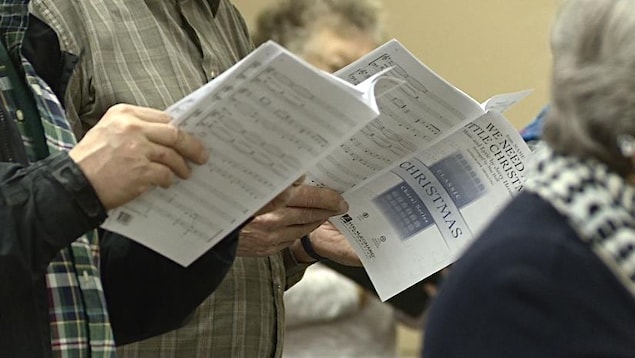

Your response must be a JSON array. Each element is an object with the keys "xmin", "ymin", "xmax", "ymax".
[
  {"xmin": 125, "ymin": 105, "xmax": 172, "ymax": 124},
  {"xmin": 423, "ymin": 283, "xmax": 438, "ymax": 297},
  {"xmin": 171, "ymin": 128, "xmax": 209, "ymax": 165},
  {"xmin": 287, "ymin": 185, "xmax": 348, "ymax": 213},
  {"xmin": 285, "ymin": 206, "xmax": 340, "ymax": 225},
  {"xmin": 243, "ymin": 219, "xmax": 322, "ymax": 246},
  {"xmin": 106, "ymin": 103, "xmax": 171, "ymax": 124},
  {"xmin": 140, "ymin": 161, "xmax": 175, "ymax": 189},
  {"xmin": 252, "ymin": 204, "xmax": 336, "ymax": 228},
  {"xmin": 238, "ymin": 225, "xmax": 298, "ymax": 256},
  {"xmin": 276, "ymin": 221, "xmax": 325, "ymax": 242},
  {"xmin": 255, "ymin": 197, "xmax": 287, "ymax": 216},
  {"xmin": 256, "ymin": 184, "xmax": 299, "ymax": 215},
  {"xmin": 292, "ymin": 175, "xmax": 306, "ymax": 186},
  {"xmin": 250, "ymin": 218, "xmax": 325, "ymax": 241},
  {"xmin": 143, "ymin": 123, "xmax": 209, "ymax": 165},
  {"xmin": 146, "ymin": 142, "xmax": 192, "ymax": 179}
]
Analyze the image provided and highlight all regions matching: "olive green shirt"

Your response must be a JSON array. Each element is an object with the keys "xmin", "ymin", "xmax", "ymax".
[{"xmin": 31, "ymin": 0, "xmax": 307, "ymax": 356}]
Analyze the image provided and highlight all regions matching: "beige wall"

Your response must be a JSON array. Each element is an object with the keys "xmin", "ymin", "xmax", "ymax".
[{"xmin": 232, "ymin": 0, "xmax": 559, "ymax": 129}]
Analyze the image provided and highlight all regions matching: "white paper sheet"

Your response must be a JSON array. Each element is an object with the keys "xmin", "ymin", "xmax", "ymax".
[
  {"xmin": 101, "ymin": 42, "xmax": 380, "ymax": 266},
  {"xmin": 308, "ymin": 40, "xmax": 496, "ymax": 193},
  {"xmin": 332, "ymin": 111, "xmax": 532, "ymax": 300}
]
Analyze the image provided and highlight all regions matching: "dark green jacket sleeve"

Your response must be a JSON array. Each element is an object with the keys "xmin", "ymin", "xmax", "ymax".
[
  {"xmin": 0, "ymin": 152, "xmax": 108, "ymax": 358},
  {"xmin": 0, "ymin": 151, "xmax": 240, "ymax": 346},
  {"xmin": 0, "ymin": 152, "xmax": 106, "ymax": 281},
  {"xmin": 19, "ymin": 14, "xmax": 240, "ymax": 345}
]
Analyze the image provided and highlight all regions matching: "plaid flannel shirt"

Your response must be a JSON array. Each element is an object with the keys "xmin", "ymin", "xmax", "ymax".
[
  {"xmin": 0, "ymin": 0, "xmax": 115, "ymax": 356},
  {"xmin": 31, "ymin": 1, "xmax": 310, "ymax": 356}
]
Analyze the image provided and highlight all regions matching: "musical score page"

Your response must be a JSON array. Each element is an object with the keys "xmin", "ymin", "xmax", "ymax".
[
  {"xmin": 102, "ymin": 42, "xmax": 379, "ymax": 266},
  {"xmin": 306, "ymin": 40, "xmax": 486, "ymax": 192}
]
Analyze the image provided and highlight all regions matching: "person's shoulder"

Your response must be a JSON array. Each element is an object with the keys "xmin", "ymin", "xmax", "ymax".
[
  {"xmin": 217, "ymin": 0, "xmax": 252, "ymax": 48},
  {"xmin": 30, "ymin": 0, "xmax": 79, "ymax": 25},
  {"xmin": 462, "ymin": 192, "xmax": 576, "ymax": 270},
  {"xmin": 453, "ymin": 191, "xmax": 628, "ymax": 298},
  {"xmin": 30, "ymin": 0, "xmax": 87, "ymax": 54}
]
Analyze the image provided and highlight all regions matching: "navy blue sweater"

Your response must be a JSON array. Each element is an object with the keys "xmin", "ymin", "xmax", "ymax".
[{"xmin": 423, "ymin": 192, "xmax": 635, "ymax": 357}]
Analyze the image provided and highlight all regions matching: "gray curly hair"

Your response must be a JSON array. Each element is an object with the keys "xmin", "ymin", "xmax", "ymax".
[
  {"xmin": 252, "ymin": 0, "xmax": 384, "ymax": 53},
  {"xmin": 544, "ymin": 0, "xmax": 635, "ymax": 175}
]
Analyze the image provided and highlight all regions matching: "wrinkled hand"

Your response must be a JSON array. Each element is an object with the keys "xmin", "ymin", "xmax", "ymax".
[
  {"xmin": 238, "ymin": 185, "xmax": 348, "ymax": 257},
  {"xmin": 69, "ymin": 104, "xmax": 208, "ymax": 210},
  {"xmin": 253, "ymin": 176, "xmax": 305, "ymax": 217},
  {"xmin": 291, "ymin": 221, "xmax": 362, "ymax": 266}
]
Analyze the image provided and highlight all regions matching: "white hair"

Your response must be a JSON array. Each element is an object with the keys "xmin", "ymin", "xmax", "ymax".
[
  {"xmin": 252, "ymin": 0, "xmax": 384, "ymax": 54},
  {"xmin": 544, "ymin": 0, "xmax": 635, "ymax": 175}
]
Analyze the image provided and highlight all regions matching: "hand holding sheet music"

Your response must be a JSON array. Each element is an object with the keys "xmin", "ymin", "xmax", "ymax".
[
  {"xmin": 102, "ymin": 42, "xmax": 382, "ymax": 266},
  {"xmin": 101, "ymin": 39, "xmax": 533, "ymax": 303}
]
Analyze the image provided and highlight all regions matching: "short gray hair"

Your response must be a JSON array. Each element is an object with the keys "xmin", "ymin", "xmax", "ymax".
[
  {"xmin": 544, "ymin": 0, "xmax": 635, "ymax": 175},
  {"xmin": 252, "ymin": 0, "xmax": 384, "ymax": 54}
]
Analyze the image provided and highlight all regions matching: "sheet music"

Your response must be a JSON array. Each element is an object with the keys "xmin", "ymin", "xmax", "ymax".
[
  {"xmin": 307, "ymin": 40, "xmax": 532, "ymax": 194},
  {"xmin": 481, "ymin": 89, "xmax": 533, "ymax": 113},
  {"xmin": 101, "ymin": 42, "xmax": 379, "ymax": 266},
  {"xmin": 306, "ymin": 40, "xmax": 486, "ymax": 193},
  {"xmin": 332, "ymin": 111, "xmax": 532, "ymax": 300}
]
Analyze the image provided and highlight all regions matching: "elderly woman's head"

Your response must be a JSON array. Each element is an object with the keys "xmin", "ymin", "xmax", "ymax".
[
  {"xmin": 252, "ymin": 0, "xmax": 384, "ymax": 73},
  {"xmin": 544, "ymin": 0, "xmax": 635, "ymax": 176}
]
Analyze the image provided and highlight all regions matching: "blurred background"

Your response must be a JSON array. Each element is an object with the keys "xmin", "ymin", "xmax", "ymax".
[{"xmin": 233, "ymin": 0, "xmax": 559, "ymax": 131}]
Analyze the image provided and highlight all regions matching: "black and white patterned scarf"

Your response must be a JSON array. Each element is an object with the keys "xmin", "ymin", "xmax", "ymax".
[{"xmin": 524, "ymin": 146, "xmax": 635, "ymax": 297}]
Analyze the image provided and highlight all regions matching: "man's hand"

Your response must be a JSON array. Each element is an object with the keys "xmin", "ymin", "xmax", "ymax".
[
  {"xmin": 290, "ymin": 221, "xmax": 362, "ymax": 266},
  {"xmin": 238, "ymin": 185, "xmax": 348, "ymax": 257},
  {"xmin": 253, "ymin": 176, "xmax": 305, "ymax": 217},
  {"xmin": 69, "ymin": 104, "xmax": 208, "ymax": 210}
]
